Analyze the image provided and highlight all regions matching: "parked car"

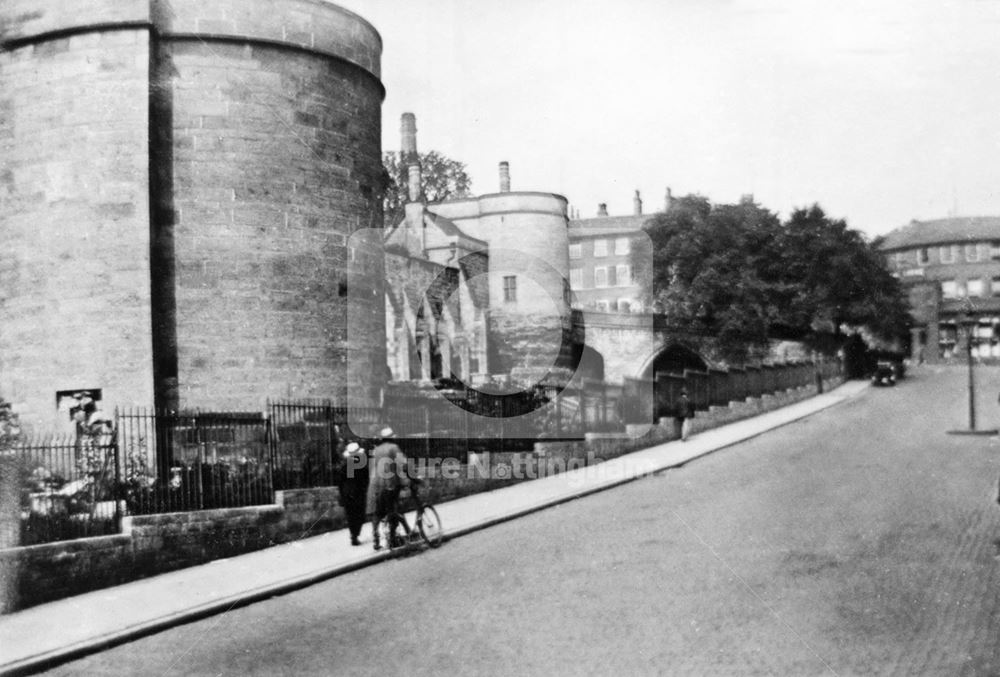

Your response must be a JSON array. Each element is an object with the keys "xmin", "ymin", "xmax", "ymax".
[{"xmin": 871, "ymin": 361, "xmax": 896, "ymax": 387}]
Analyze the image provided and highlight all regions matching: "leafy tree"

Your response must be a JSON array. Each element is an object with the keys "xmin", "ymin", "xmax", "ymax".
[
  {"xmin": 382, "ymin": 150, "xmax": 472, "ymax": 227},
  {"xmin": 638, "ymin": 197, "xmax": 910, "ymax": 362},
  {"xmin": 778, "ymin": 205, "xmax": 909, "ymax": 345},
  {"xmin": 637, "ymin": 195, "xmax": 787, "ymax": 362}
]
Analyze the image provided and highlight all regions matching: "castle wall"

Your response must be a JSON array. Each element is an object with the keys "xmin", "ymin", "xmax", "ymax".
[
  {"xmin": 0, "ymin": 4, "xmax": 155, "ymax": 430},
  {"xmin": 162, "ymin": 28, "xmax": 384, "ymax": 409},
  {"xmin": 0, "ymin": 0, "xmax": 386, "ymax": 426}
]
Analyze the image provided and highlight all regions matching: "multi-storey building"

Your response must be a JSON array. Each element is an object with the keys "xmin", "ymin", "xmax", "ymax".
[
  {"xmin": 566, "ymin": 190, "xmax": 670, "ymax": 313},
  {"xmin": 880, "ymin": 216, "xmax": 1000, "ymax": 362}
]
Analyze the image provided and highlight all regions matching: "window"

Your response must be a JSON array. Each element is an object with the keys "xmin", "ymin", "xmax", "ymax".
[
  {"xmin": 966, "ymin": 243, "xmax": 980, "ymax": 262},
  {"xmin": 940, "ymin": 245, "xmax": 959, "ymax": 263},
  {"xmin": 595, "ymin": 300, "xmax": 610, "ymax": 312},
  {"xmin": 568, "ymin": 243, "xmax": 582, "ymax": 260},
  {"xmin": 503, "ymin": 275, "xmax": 516, "ymax": 302},
  {"xmin": 569, "ymin": 268, "xmax": 583, "ymax": 288},
  {"xmin": 616, "ymin": 264, "xmax": 631, "ymax": 286},
  {"xmin": 992, "ymin": 277, "xmax": 1000, "ymax": 296},
  {"xmin": 593, "ymin": 239, "xmax": 608, "ymax": 257},
  {"xmin": 918, "ymin": 247, "xmax": 930, "ymax": 264},
  {"xmin": 617, "ymin": 298, "xmax": 631, "ymax": 312},
  {"xmin": 992, "ymin": 241, "xmax": 1000, "ymax": 260},
  {"xmin": 614, "ymin": 237, "xmax": 630, "ymax": 255},
  {"xmin": 968, "ymin": 278, "xmax": 984, "ymax": 297},
  {"xmin": 941, "ymin": 280, "xmax": 958, "ymax": 299},
  {"xmin": 594, "ymin": 267, "xmax": 608, "ymax": 288},
  {"xmin": 607, "ymin": 266, "xmax": 617, "ymax": 287},
  {"xmin": 893, "ymin": 252, "xmax": 907, "ymax": 268}
]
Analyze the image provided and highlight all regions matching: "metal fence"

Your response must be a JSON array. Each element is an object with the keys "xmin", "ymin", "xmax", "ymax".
[
  {"xmin": 6, "ymin": 432, "xmax": 121, "ymax": 547},
  {"xmin": 116, "ymin": 409, "xmax": 274, "ymax": 515},
  {"xmin": 6, "ymin": 358, "xmax": 840, "ymax": 545},
  {"xmin": 623, "ymin": 358, "xmax": 841, "ymax": 423}
]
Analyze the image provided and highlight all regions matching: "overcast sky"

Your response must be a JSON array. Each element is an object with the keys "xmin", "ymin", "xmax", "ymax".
[{"xmin": 336, "ymin": 0, "xmax": 1000, "ymax": 237}]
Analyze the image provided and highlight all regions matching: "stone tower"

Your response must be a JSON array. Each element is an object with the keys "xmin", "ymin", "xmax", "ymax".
[
  {"xmin": 0, "ymin": 0, "xmax": 385, "ymax": 428},
  {"xmin": 429, "ymin": 165, "xmax": 574, "ymax": 385}
]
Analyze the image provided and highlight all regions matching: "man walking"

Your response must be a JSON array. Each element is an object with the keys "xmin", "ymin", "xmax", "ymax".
[
  {"xmin": 336, "ymin": 442, "xmax": 369, "ymax": 546},
  {"xmin": 368, "ymin": 427, "xmax": 409, "ymax": 550}
]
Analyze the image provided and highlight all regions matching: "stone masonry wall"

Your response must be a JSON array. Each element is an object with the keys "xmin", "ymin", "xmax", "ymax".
[
  {"xmin": 0, "ymin": 21, "xmax": 156, "ymax": 430},
  {"xmin": 0, "ymin": 487, "xmax": 343, "ymax": 613},
  {"xmin": 162, "ymin": 17, "xmax": 384, "ymax": 410}
]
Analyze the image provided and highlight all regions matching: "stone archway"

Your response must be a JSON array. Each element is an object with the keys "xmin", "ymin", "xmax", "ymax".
[{"xmin": 639, "ymin": 343, "xmax": 708, "ymax": 379}]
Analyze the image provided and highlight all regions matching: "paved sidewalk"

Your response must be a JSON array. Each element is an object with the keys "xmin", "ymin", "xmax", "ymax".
[{"xmin": 0, "ymin": 381, "xmax": 868, "ymax": 675}]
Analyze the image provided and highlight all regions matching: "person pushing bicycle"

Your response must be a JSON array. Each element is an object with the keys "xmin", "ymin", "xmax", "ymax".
[{"xmin": 368, "ymin": 426, "xmax": 409, "ymax": 550}]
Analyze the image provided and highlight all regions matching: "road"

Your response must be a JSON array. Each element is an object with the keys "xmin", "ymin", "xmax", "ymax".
[{"xmin": 47, "ymin": 367, "xmax": 1000, "ymax": 676}]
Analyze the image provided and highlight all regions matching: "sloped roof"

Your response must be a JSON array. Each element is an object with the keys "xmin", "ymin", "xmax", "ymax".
[
  {"xmin": 568, "ymin": 214, "xmax": 653, "ymax": 238},
  {"xmin": 880, "ymin": 216, "xmax": 1000, "ymax": 251},
  {"xmin": 425, "ymin": 212, "xmax": 484, "ymax": 245}
]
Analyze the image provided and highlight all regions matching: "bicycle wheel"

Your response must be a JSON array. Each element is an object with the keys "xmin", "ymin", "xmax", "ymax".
[{"xmin": 417, "ymin": 504, "xmax": 443, "ymax": 548}]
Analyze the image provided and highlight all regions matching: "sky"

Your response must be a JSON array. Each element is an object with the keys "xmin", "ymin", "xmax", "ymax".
[{"xmin": 335, "ymin": 0, "xmax": 1000, "ymax": 237}]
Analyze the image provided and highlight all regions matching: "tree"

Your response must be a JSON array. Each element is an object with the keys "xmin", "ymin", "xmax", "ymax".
[
  {"xmin": 382, "ymin": 150, "xmax": 472, "ymax": 228},
  {"xmin": 638, "ymin": 196, "xmax": 910, "ymax": 363},
  {"xmin": 778, "ymin": 205, "xmax": 909, "ymax": 346},
  {"xmin": 638, "ymin": 195, "xmax": 787, "ymax": 362}
]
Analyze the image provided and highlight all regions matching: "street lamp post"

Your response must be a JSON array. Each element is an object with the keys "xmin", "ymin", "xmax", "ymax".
[
  {"xmin": 948, "ymin": 298, "xmax": 996, "ymax": 435},
  {"xmin": 962, "ymin": 313, "xmax": 976, "ymax": 431}
]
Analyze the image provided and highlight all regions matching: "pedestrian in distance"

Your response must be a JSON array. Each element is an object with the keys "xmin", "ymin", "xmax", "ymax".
[
  {"xmin": 336, "ymin": 441, "xmax": 369, "ymax": 546},
  {"xmin": 676, "ymin": 388, "xmax": 695, "ymax": 442},
  {"xmin": 368, "ymin": 427, "xmax": 409, "ymax": 551}
]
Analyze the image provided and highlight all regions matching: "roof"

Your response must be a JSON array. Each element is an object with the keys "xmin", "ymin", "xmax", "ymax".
[
  {"xmin": 880, "ymin": 216, "xmax": 1000, "ymax": 251},
  {"xmin": 568, "ymin": 214, "xmax": 653, "ymax": 238},
  {"xmin": 425, "ymin": 212, "xmax": 488, "ymax": 248}
]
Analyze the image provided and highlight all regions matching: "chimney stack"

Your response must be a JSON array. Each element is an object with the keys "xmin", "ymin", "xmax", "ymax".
[
  {"xmin": 401, "ymin": 113, "xmax": 422, "ymax": 202},
  {"xmin": 665, "ymin": 187, "xmax": 674, "ymax": 211},
  {"xmin": 401, "ymin": 112, "xmax": 418, "ymax": 160},
  {"xmin": 597, "ymin": 203, "xmax": 608, "ymax": 217},
  {"xmin": 408, "ymin": 164, "xmax": 422, "ymax": 203},
  {"xmin": 499, "ymin": 161, "xmax": 510, "ymax": 193},
  {"xmin": 633, "ymin": 190, "xmax": 643, "ymax": 215}
]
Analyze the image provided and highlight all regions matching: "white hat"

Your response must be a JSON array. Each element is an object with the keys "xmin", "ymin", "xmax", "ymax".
[{"xmin": 379, "ymin": 426, "xmax": 394, "ymax": 438}]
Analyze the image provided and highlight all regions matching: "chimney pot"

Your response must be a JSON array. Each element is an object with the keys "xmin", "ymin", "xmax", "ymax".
[
  {"xmin": 499, "ymin": 161, "xmax": 510, "ymax": 193},
  {"xmin": 633, "ymin": 190, "xmax": 642, "ymax": 216},
  {"xmin": 665, "ymin": 187, "xmax": 674, "ymax": 212},
  {"xmin": 598, "ymin": 203, "xmax": 608, "ymax": 217}
]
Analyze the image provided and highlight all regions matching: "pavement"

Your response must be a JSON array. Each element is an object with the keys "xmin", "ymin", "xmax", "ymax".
[{"xmin": 0, "ymin": 380, "xmax": 869, "ymax": 675}]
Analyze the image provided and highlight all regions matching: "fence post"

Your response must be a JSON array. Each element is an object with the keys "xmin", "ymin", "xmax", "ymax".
[{"xmin": 113, "ymin": 411, "xmax": 122, "ymax": 524}]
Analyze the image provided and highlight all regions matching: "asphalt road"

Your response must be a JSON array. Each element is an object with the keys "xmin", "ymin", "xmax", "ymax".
[{"xmin": 47, "ymin": 367, "xmax": 1000, "ymax": 676}]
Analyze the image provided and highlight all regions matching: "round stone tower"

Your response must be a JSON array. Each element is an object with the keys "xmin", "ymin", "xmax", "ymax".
[
  {"xmin": 430, "ymin": 164, "xmax": 573, "ymax": 385},
  {"xmin": 0, "ymin": 0, "xmax": 385, "ymax": 427}
]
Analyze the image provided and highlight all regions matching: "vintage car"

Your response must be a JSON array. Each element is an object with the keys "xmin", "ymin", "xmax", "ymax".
[{"xmin": 871, "ymin": 360, "xmax": 896, "ymax": 387}]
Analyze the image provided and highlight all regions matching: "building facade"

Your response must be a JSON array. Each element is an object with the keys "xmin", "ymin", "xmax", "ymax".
[
  {"xmin": 567, "ymin": 193, "xmax": 655, "ymax": 314},
  {"xmin": 880, "ymin": 216, "xmax": 1000, "ymax": 363}
]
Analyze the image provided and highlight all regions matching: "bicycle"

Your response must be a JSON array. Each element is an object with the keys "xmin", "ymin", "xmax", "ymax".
[{"xmin": 376, "ymin": 482, "xmax": 443, "ymax": 551}]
